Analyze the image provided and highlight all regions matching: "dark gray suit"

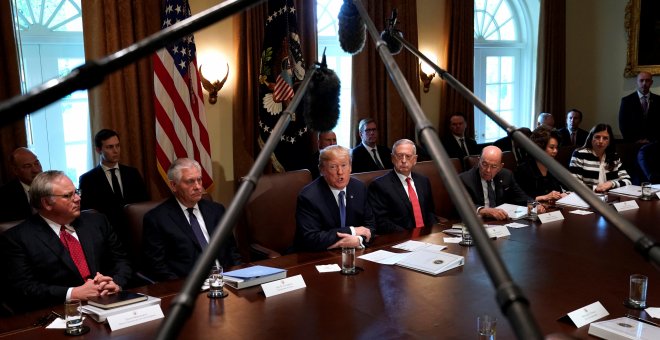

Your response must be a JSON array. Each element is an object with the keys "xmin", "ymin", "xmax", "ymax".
[
  {"xmin": 0, "ymin": 211, "xmax": 132, "ymax": 312},
  {"xmin": 459, "ymin": 166, "xmax": 530, "ymax": 209},
  {"xmin": 142, "ymin": 197, "xmax": 240, "ymax": 281},
  {"xmin": 351, "ymin": 144, "xmax": 393, "ymax": 173}
]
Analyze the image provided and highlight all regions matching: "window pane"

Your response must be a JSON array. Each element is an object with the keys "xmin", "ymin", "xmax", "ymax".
[
  {"xmin": 500, "ymin": 84, "xmax": 513, "ymax": 110},
  {"xmin": 501, "ymin": 56, "xmax": 513, "ymax": 82},
  {"xmin": 486, "ymin": 56, "xmax": 500, "ymax": 83},
  {"xmin": 499, "ymin": 21, "xmax": 516, "ymax": 40}
]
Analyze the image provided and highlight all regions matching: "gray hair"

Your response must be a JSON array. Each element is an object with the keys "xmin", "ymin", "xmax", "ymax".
[
  {"xmin": 392, "ymin": 139, "xmax": 416, "ymax": 155},
  {"xmin": 30, "ymin": 170, "xmax": 66, "ymax": 209},
  {"xmin": 358, "ymin": 118, "xmax": 375, "ymax": 133},
  {"xmin": 537, "ymin": 112, "xmax": 553, "ymax": 125},
  {"xmin": 167, "ymin": 158, "xmax": 202, "ymax": 183},
  {"xmin": 319, "ymin": 145, "xmax": 351, "ymax": 168}
]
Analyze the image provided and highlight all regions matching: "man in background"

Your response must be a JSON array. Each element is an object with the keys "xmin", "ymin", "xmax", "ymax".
[
  {"xmin": 558, "ymin": 109, "xmax": 588, "ymax": 147},
  {"xmin": 0, "ymin": 147, "xmax": 42, "ymax": 222},
  {"xmin": 619, "ymin": 71, "xmax": 660, "ymax": 143},
  {"xmin": 296, "ymin": 145, "xmax": 375, "ymax": 251},
  {"xmin": 79, "ymin": 129, "xmax": 149, "ymax": 245},
  {"xmin": 309, "ymin": 131, "xmax": 337, "ymax": 179},
  {"xmin": 368, "ymin": 139, "xmax": 436, "ymax": 233},
  {"xmin": 142, "ymin": 158, "xmax": 240, "ymax": 281},
  {"xmin": 459, "ymin": 146, "xmax": 540, "ymax": 220},
  {"xmin": 440, "ymin": 112, "xmax": 479, "ymax": 159},
  {"xmin": 1, "ymin": 171, "xmax": 130, "ymax": 312},
  {"xmin": 537, "ymin": 112, "xmax": 555, "ymax": 128},
  {"xmin": 351, "ymin": 118, "xmax": 393, "ymax": 173}
]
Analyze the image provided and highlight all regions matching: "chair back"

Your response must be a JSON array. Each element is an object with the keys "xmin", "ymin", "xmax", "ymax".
[
  {"xmin": 124, "ymin": 199, "xmax": 166, "ymax": 263},
  {"xmin": 464, "ymin": 151, "xmax": 516, "ymax": 171},
  {"xmin": 244, "ymin": 169, "xmax": 312, "ymax": 258},
  {"xmin": 414, "ymin": 159, "xmax": 463, "ymax": 219},
  {"xmin": 351, "ymin": 169, "xmax": 389, "ymax": 187},
  {"xmin": 0, "ymin": 219, "xmax": 22, "ymax": 235}
]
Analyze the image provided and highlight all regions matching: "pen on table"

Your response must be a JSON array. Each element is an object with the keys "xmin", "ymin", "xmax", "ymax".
[
  {"xmin": 51, "ymin": 310, "xmax": 63, "ymax": 319},
  {"xmin": 625, "ymin": 314, "xmax": 660, "ymax": 327}
]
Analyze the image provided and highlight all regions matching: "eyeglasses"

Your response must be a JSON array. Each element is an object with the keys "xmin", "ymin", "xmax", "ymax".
[
  {"xmin": 363, "ymin": 128, "xmax": 377, "ymax": 133},
  {"xmin": 49, "ymin": 189, "xmax": 81, "ymax": 200},
  {"xmin": 393, "ymin": 153, "xmax": 416, "ymax": 161},
  {"xmin": 479, "ymin": 161, "xmax": 501, "ymax": 170}
]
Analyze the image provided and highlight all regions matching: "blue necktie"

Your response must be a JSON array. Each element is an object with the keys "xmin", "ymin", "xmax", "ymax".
[
  {"xmin": 487, "ymin": 180, "xmax": 496, "ymax": 208},
  {"xmin": 187, "ymin": 208, "xmax": 208, "ymax": 249},
  {"xmin": 338, "ymin": 191, "xmax": 346, "ymax": 228}
]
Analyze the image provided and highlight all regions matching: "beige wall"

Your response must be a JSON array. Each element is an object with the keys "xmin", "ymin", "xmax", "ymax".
[{"xmin": 189, "ymin": 0, "xmax": 654, "ymax": 202}]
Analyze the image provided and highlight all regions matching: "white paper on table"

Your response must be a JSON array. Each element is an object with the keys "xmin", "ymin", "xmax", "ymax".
[
  {"xmin": 392, "ymin": 240, "xmax": 446, "ymax": 252},
  {"xmin": 496, "ymin": 203, "xmax": 527, "ymax": 219},
  {"xmin": 484, "ymin": 224, "xmax": 511, "ymax": 238},
  {"xmin": 537, "ymin": 211, "xmax": 564, "ymax": 223},
  {"xmin": 46, "ymin": 317, "xmax": 67, "ymax": 329},
  {"xmin": 556, "ymin": 192, "xmax": 590, "ymax": 209},
  {"xmin": 358, "ymin": 250, "xmax": 411, "ymax": 265},
  {"xmin": 443, "ymin": 237, "xmax": 462, "ymax": 243},
  {"xmin": 569, "ymin": 209, "xmax": 593, "ymax": 215},
  {"xmin": 613, "ymin": 200, "xmax": 639, "ymax": 212},
  {"xmin": 645, "ymin": 307, "xmax": 660, "ymax": 318},
  {"xmin": 504, "ymin": 222, "xmax": 529, "ymax": 228},
  {"xmin": 316, "ymin": 264, "xmax": 341, "ymax": 273}
]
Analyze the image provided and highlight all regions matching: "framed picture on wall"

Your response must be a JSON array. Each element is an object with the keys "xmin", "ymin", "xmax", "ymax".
[{"xmin": 625, "ymin": 0, "xmax": 660, "ymax": 77}]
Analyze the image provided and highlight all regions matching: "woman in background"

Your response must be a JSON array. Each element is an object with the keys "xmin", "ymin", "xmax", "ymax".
[
  {"xmin": 568, "ymin": 123, "xmax": 631, "ymax": 192},
  {"xmin": 515, "ymin": 126, "xmax": 567, "ymax": 203}
]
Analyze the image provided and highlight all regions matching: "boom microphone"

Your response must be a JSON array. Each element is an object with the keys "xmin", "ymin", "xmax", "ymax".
[
  {"xmin": 338, "ymin": 0, "xmax": 366, "ymax": 55},
  {"xmin": 381, "ymin": 9, "xmax": 403, "ymax": 55},
  {"xmin": 304, "ymin": 50, "xmax": 341, "ymax": 132}
]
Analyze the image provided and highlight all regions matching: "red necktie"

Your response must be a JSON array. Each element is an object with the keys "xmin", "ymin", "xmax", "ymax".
[
  {"xmin": 59, "ymin": 226, "xmax": 91, "ymax": 280},
  {"xmin": 406, "ymin": 178, "xmax": 425, "ymax": 228}
]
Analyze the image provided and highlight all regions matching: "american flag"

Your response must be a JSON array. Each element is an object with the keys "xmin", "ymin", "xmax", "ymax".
[{"xmin": 153, "ymin": 0, "xmax": 213, "ymax": 189}]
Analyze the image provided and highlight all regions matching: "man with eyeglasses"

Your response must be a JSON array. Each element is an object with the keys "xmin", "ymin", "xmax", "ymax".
[
  {"xmin": 0, "ymin": 170, "xmax": 131, "ymax": 312},
  {"xmin": 295, "ymin": 145, "xmax": 375, "ymax": 251},
  {"xmin": 351, "ymin": 118, "xmax": 393, "ymax": 173},
  {"xmin": 440, "ymin": 112, "xmax": 479, "ymax": 159},
  {"xmin": 459, "ymin": 146, "xmax": 539, "ymax": 220},
  {"xmin": 368, "ymin": 139, "xmax": 437, "ymax": 233},
  {"xmin": 0, "ymin": 147, "xmax": 42, "ymax": 222}
]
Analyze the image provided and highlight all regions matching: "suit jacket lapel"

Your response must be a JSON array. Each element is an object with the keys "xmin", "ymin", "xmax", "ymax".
[
  {"xmin": 168, "ymin": 199, "xmax": 203, "ymax": 251},
  {"xmin": 319, "ymin": 181, "xmax": 341, "ymax": 227},
  {"xmin": 94, "ymin": 165, "xmax": 115, "ymax": 197},
  {"xmin": 411, "ymin": 173, "xmax": 427, "ymax": 208},
  {"xmin": 33, "ymin": 216, "xmax": 80, "ymax": 277},
  {"xmin": 494, "ymin": 175, "xmax": 505, "ymax": 206},
  {"xmin": 391, "ymin": 171, "xmax": 413, "ymax": 214},
  {"xmin": 73, "ymin": 217, "xmax": 97, "ymax": 275},
  {"xmin": 472, "ymin": 168, "xmax": 485, "ymax": 206}
]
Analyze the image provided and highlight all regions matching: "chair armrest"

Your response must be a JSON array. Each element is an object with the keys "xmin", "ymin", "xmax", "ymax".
[{"xmin": 250, "ymin": 243, "xmax": 282, "ymax": 259}]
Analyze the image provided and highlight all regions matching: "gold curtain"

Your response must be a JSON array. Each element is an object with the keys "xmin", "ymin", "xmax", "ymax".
[
  {"xmin": 439, "ymin": 0, "xmax": 474, "ymax": 139},
  {"xmin": 535, "ymin": 0, "xmax": 566, "ymax": 128},
  {"xmin": 232, "ymin": 0, "xmax": 317, "ymax": 180},
  {"xmin": 351, "ymin": 0, "xmax": 419, "ymax": 148},
  {"xmin": 0, "ymin": 2, "xmax": 27, "ymax": 184},
  {"xmin": 81, "ymin": 0, "xmax": 168, "ymax": 199}
]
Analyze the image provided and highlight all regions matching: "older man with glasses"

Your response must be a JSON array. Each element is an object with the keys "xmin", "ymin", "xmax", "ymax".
[
  {"xmin": 0, "ymin": 147, "xmax": 43, "ymax": 222},
  {"xmin": 459, "ymin": 146, "xmax": 541, "ymax": 220},
  {"xmin": 0, "ymin": 170, "xmax": 131, "ymax": 312}
]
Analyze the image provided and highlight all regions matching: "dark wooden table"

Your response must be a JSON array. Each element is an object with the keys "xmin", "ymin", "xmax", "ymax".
[{"xmin": 2, "ymin": 195, "xmax": 660, "ymax": 339}]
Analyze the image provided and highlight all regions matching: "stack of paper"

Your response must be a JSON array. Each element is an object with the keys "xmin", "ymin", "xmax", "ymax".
[
  {"xmin": 556, "ymin": 192, "xmax": 590, "ymax": 209},
  {"xmin": 82, "ymin": 296, "xmax": 161, "ymax": 323},
  {"xmin": 223, "ymin": 265, "xmax": 286, "ymax": 289},
  {"xmin": 588, "ymin": 317, "xmax": 660, "ymax": 339},
  {"xmin": 395, "ymin": 249, "xmax": 464, "ymax": 275}
]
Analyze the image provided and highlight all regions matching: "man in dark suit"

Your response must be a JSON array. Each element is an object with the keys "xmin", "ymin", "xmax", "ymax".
[
  {"xmin": 308, "ymin": 130, "xmax": 337, "ymax": 179},
  {"xmin": 619, "ymin": 71, "xmax": 660, "ymax": 143},
  {"xmin": 0, "ymin": 170, "xmax": 131, "ymax": 312},
  {"xmin": 459, "ymin": 146, "xmax": 539, "ymax": 220},
  {"xmin": 0, "ymin": 147, "xmax": 42, "ymax": 222},
  {"xmin": 296, "ymin": 145, "xmax": 375, "ymax": 251},
  {"xmin": 142, "ymin": 158, "xmax": 240, "ymax": 281},
  {"xmin": 558, "ymin": 109, "xmax": 589, "ymax": 147},
  {"xmin": 638, "ymin": 142, "xmax": 660, "ymax": 183},
  {"xmin": 440, "ymin": 112, "xmax": 479, "ymax": 159},
  {"xmin": 79, "ymin": 129, "xmax": 149, "ymax": 245},
  {"xmin": 368, "ymin": 139, "xmax": 437, "ymax": 233},
  {"xmin": 351, "ymin": 118, "xmax": 393, "ymax": 173}
]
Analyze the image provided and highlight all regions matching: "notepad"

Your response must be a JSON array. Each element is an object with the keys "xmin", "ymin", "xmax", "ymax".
[{"xmin": 87, "ymin": 291, "xmax": 148, "ymax": 309}]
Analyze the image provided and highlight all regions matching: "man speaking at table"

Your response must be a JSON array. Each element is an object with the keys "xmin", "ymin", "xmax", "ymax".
[
  {"xmin": 368, "ymin": 139, "xmax": 437, "ymax": 233},
  {"xmin": 1, "ymin": 171, "xmax": 131, "ymax": 312},
  {"xmin": 459, "ymin": 146, "xmax": 540, "ymax": 220},
  {"xmin": 295, "ymin": 145, "xmax": 375, "ymax": 251}
]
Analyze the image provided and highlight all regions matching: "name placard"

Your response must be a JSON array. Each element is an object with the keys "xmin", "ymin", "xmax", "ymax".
[
  {"xmin": 262, "ymin": 274, "xmax": 306, "ymax": 298},
  {"xmin": 538, "ymin": 211, "xmax": 564, "ymax": 223},
  {"xmin": 485, "ymin": 225, "xmax": 510, "ymax": 238},
  {"xmin": 613, "ymin": 200, "xmax": 639, "ymax": 212},
  {"xmin": 564, "ymin": 301, "xmax": 609, "ymax": 328},
  {"xmin": 107, "ymin": 304, "xmax": 164, "ymax": 331}
]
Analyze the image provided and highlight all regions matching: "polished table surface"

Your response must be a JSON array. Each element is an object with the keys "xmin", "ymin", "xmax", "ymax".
[{"xmin": 2, "ymin": 194, "xmax": 660, "ymax": 339}]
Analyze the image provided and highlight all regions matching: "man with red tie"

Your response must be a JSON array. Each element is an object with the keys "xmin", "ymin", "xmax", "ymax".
[
  {"xmin": 1, "ymin": 171, "xmax": 131, "ymax": 312},
  {"xmin": 368, "ymin": 139, "xmax": 437, "ymax": 233}
]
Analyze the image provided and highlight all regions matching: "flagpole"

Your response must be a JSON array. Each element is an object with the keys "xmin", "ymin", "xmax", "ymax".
[
  {"xmin": 155, "ymin": 65, "xmax": 317, "ymax": 340},
  {"xmin": 0, "ymin": 0, "xmax": 265, "ymax": 125}
]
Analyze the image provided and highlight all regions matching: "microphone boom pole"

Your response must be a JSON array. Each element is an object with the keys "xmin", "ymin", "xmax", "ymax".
[
  {"xmin": 391, "ymin": 28, "xmax": 660, "ymax": 268},
  {"xmin": 351, "ymin": 1, "xmax": 543, "ymax": 338},
  {"xmin": 156, "ymin": 65, "xmax": 318, "ymax": 340}
]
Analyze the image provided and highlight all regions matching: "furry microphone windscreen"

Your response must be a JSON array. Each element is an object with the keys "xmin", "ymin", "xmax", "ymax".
[
  {"xmin": 381, "ymin": 29, "xmax": 403, "ymax": 55},
  {"xmin": 338, "ymin": 0, "xmax": 366, "ymax": 55},
  {"xmin": 304, "ymin": 67, "xmax": 341, "ymax": 132}
]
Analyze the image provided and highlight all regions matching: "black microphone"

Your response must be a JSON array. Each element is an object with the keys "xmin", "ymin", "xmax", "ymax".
[
  {"xmin": 338, "ymin": 0, "xmax": 366, "ymax": 55},
  {"xmin": 381, "ymin": 9, "xmax": 403, "ymax": 55},
  {"xmin": 304, "ymin": 49, "xmax": 341, "ymax": 132}
]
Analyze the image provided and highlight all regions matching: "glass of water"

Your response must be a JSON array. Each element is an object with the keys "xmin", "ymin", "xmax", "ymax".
[
  {"xmin": 207, "ymin": 265, "xmax": 225, "ymax": 298},
  {"xmin": 478, "ymin": 314, "xmax": 497, "ymax": 340},
  {"xmin": 64, "ymin": 299, "xmax": 84, "ymax": 335}
]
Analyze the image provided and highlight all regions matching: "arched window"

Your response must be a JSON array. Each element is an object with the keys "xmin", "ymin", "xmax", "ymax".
[
  {"xmin": 316, "ymin": 0, "xmax": 353, "ymax": 147},
  {"xmin": 474, "ymin": 0, "xmax": 539, "ymax": 143},
  {"xmin": 12, "ymin": 0, "xmax": 91, "ymax": 186}
]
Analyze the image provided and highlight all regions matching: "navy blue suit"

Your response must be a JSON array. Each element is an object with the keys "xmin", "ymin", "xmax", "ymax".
[
  {"xmin": 351, "ymin": 144, "xmax": 393, "ymax": 173},
  {"xmin": 142, "ymin": 197, "xmax": 240, "ymax": 281},
  {"xmin": 0, "ymin": 211, "xmax": 132, "ymax": 312},
  {"xmin": 368, "ymin": 170, "xmax": 437, "ymax": 233},
  {"xmin": 558, "ymin": 127, "xmax": 589, "ymax": 147},
  {"xmin": 295, "ymin": 177, "xmax": 376, "ymax": 251},
  {"xmin": 618, "ymin": 92, "xmax": 660, "ymax": 142},
  {"xmin": 0, "ymin": 179, "xmax": 31, "ymax": 222},
  {"xmin": 459, "ymin": 166, "xmax": 530, "ymax": 209}
]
